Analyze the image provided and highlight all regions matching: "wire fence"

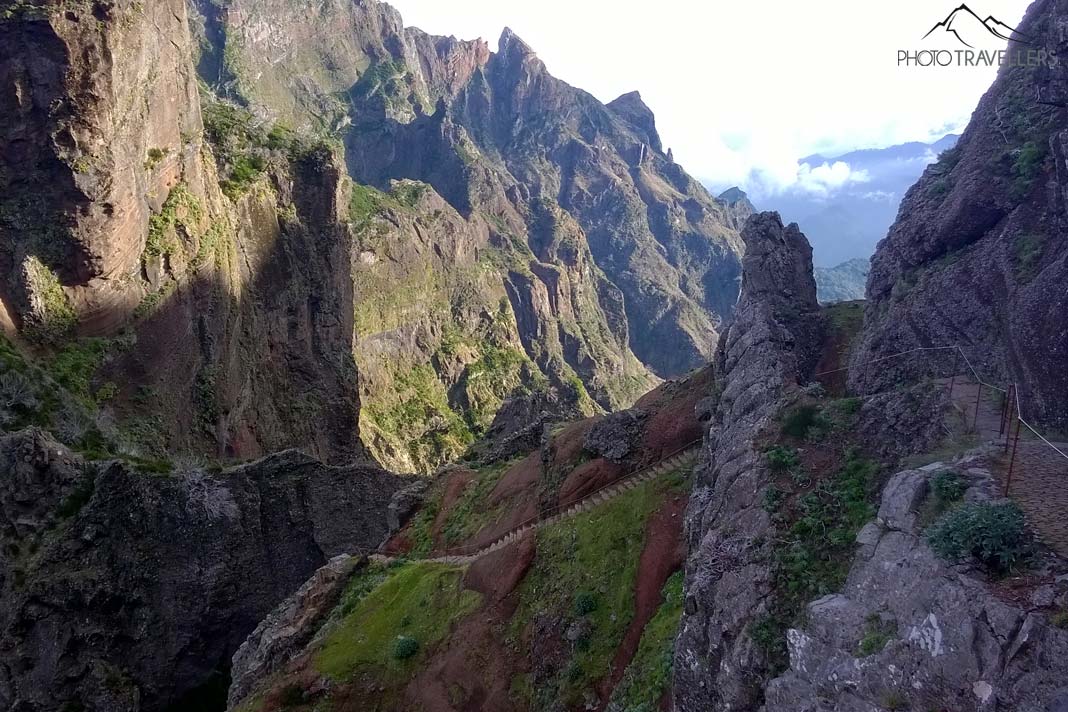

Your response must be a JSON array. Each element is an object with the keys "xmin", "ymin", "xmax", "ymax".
[{"xmin": 815, "ymin": 343, "xmax": 1067, "ymax": 498}]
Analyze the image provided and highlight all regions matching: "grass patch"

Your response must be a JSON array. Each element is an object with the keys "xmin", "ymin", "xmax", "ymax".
[
  {"xmin": 607, "ymin": 571, "xmax": 684, "ymax": 711},
  {"xmin": 512, "ymin": 470, "xmax": 689, "ymax": 708},
  {"xmin": 856, "ymin": 614, "xmax": 896, "ymax": 656},
  {"xmin": 1013, "ymin": 233, "xmax": 1046, "ymax": 280},
  {"xmin": 754, "ymin": 451, "xmax": 879, "ymax": 669},
  {"xmin": 315, "ymin": 561, "xmax": 480, "ymax": 684},
  {"xmin": 23, "ymin": 255, "xmax": 76, "ymax": 343}
]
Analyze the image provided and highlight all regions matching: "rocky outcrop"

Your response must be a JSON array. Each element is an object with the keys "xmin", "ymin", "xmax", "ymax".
[
  {"xmin": 0, "ymin": 429, "xmax": 403, "ymax": 712},
  {"xmin": 674, "ymin": 212, "xmax": 822, "ymax": 711},
  {"xmin": 852, "ymin": 0, "xmax": 1068, "ymax": 429},
  {"xmin": 765, "ymin": 455, "xmax": 1068, "ymax": 712},
  {"xmin": 227, "ymin": 554, "xmax": 361, "ymax": 709}
]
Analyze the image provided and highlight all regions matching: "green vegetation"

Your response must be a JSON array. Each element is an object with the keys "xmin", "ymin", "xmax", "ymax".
[
  {"xmin": 22, "ymin": 256, "xmax": 76, "ymax": 343},
  {"xmin": 144, "ymin": 147, "xmax": 168, "ymax": 170},
  {"xmin": 754, "ymin": 451, "xmax": 879, "ymax": 669},
  {"xmin": 930, "ymin": 469, "xmax": 966, "ymax": 507},
  {"xmin": 315, "ymin": 561, "xmax": 480, "ymax": 684},
  {"xmin": 146, "ymin": 183, "xmax": 202, "ymax": 259},
  {"xmin": 1013, "ymin": 233, "xmax": 1046, "ymax": 280},
  {"xmin": 348, "ymin": 180, "xmax": 429, "ymax": 235},
  {"xmin": 764, "ymin": 445, "xmax": 800, "ymax": 475},
  {"xmin": 511, "ymin": 470, "xmax": 689, "ymax": 708},
  {"xmin": 926, "ymin": 501, "xmax": 1031, "ymax": 575},
  {"xmin": 202, "ymin": 100, "xmax": 329, "ymax": 200},
  {"xmin": 1011, "ymin": 140, "xmax": 1047, "ymax": 199},
  {"xmin": 360, "ymin": 364, "xmax": 475, "ymax": 473},
  {"xmin": 352, "ymin": 60, "xmax": 414, "ymax": 115},
  {"xmin": 1052, "ymin": 610, "xmax": 1068, "ymax": 629},
  {"xmin": 402, "ymin": 458, "xmax": 518, "ymax": 556},
  {"xmin": 390, "ymin": 635, "xmax": 420, "ymax": 660},
  {"xmin": 46, "ymin": 337, "xmax": 127, "ymax": 410},
  {"xmin": 856, "ymin": 614, "xmax": 896, "ymax": 656},
  {"xmin": 607, "ymin": 571, "xmax": 685, "ymax": 712},
  {"xmin": 781, "ymin": 404, "xmax": 827, "ymax": 440}
]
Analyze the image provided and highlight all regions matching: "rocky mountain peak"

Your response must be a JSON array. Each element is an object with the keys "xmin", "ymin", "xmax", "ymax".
[
  {"xmin": 606, "ymin": 90, "xmax": 663, "ymax": 152},
  {"xmin": 497, "ymin": 26, "xmax": 536, "ymax": 59}
]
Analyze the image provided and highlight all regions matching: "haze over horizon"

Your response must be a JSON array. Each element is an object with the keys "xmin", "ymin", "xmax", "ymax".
[{"xmin": 388, "ymin": 0, "xmax": 1030, "ymax": 199}]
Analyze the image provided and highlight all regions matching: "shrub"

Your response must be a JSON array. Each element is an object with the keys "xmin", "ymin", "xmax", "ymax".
[
  {"xmin": 765, "ymin": 446, "xmax": 800, "ymax": 474},
  {"xmin": 762, "ymin": 487, "xmax": 786, "ymax": 514},
  {"xmin": 391, "ymin": 634, "xmax": 420, "ymax": 660},
  {"xmin": 573, "ymin": 591, "xmax": 598, "ymax": 616},
  {"xmin": 781, "ymin": 405, "xmax": 823, "ymax": 439},
  {"xmin": 926, "ymin": 501, "xmax": 1031, "ymax": 574},
  {"xmin": 930, "ymin": 470, "xmax": 967, "ymax": 506},
  {"xmin": 1052, "ymin": 610, "xmax": 1068, "ymax": 629}
]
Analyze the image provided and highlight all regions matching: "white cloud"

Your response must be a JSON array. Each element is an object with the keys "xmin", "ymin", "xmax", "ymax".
[
  {"xmin": 386, "ymin": 0, "xmax": 1028, "ymax": 190},
  {"xmin": 795, "ymin": 161, "xmax": 871, "ymax": 196}
]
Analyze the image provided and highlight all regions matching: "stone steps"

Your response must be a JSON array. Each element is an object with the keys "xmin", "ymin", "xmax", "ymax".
[{"xmin": 374, "ymin": 444, "xmax": 701, "ymax": 566}]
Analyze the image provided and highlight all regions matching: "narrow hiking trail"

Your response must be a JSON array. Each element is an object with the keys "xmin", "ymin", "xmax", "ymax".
[
  {"xmin": 950, "ymin": 379, "xmax": 1068, "ymax": 558},
  {"xmin": 372, "ymin": 446, "xmax": 701, "ymax": 566}
]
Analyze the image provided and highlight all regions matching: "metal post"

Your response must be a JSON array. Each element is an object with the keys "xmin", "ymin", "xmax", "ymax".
[
  {"xmin": 1005, "ymin": 417, "xmax": 1022, "ymax": 497},
  {"xmin": 1004, "ymin": 385, "xmax": 1016, "ymax": 453},
  {"xmin": 999, "ymin": 386, "xmax": 1009, "ymax": 436},
  {"xmin": 973, "ymin": 382, "xmax": 983, "ymax": 432}
]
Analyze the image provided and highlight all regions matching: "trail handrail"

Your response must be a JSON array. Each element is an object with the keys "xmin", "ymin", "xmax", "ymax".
[
  {"xmin": 434, "ymin": 436, "xmax": 704, "ymax": 558},
  {"xmin": 812, "ymin": 341, "xmax": 1066, "ymax": 496}
]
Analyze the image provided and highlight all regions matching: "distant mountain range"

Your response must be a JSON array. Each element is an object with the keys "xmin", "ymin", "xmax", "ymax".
[{"xmin": 737, "ymin": 134, "xmax": 958, "ymax": 268}]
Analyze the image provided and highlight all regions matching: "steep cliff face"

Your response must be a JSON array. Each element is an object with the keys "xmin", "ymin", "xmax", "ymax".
[
  {"xmin": 350, "ymin": 180, "xmax": 653, "ymax": 472},
  {"xmin": 1, "ymin": 2, "xmax": 368, "ymax": 463},
  {"xmin": 852, "ymin": 0, "xmax": 1068, "ymax": 429},
  {"xmin": 0, "ymin": 0, "xmax": 205, "ymax": 336},
  {"xmin": 0, "ymin": 429, "xmax": 403, "ymax": 712},
  {"xmin": 674, "ymin": 213, "xmax": 822, "ymax": 711}
]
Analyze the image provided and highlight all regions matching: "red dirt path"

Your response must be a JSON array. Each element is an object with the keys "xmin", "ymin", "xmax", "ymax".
[{"xmin": 596, "ymin": 490, "xmax": 688, "ymax": 707}]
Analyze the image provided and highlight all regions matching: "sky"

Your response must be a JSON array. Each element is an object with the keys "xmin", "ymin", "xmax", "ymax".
[{"xmin": 387, "ymin": 0, "xmax": 1032, "ymax": 198}]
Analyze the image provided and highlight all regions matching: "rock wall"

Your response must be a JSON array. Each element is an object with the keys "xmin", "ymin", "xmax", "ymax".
[
  {"xmin": 1, "ymin": 2, "xmax": 368, "ymax": 463},
  {"xmin": 673, "ymin": 213, "xmax": 822, "ymax": 711},
  {"xmin": 852, "ymin": 0, "xmax": 1068, "ymax": 429},
  {"xmin": 765, "ymin": 455, "xmax": 1068, "ymax": 712},
  {"xmin": 0, "ymin": 429, "xmax": 403, "ymax": 711}
]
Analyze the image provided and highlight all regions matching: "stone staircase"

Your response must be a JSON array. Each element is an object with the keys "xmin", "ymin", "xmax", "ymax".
[{"xmin": 371, "ymin": 444, "xmax": 701, "ymax": 567}]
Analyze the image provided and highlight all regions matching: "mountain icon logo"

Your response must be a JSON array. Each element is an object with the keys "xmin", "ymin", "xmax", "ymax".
[{"xmin": 922, "ymin": 4, "xmax": 1033, "ymax": 48}]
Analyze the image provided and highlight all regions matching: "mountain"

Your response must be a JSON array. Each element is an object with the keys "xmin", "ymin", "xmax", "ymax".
[
  {"xmin": 852, "ymin": 0, "xmax": 1068, "ymax": 430},
  {"xmin": 0, "ymin": 0, "xmax": 744, "ymax": 475},
  {"xmin": 814, "ymin": 257, "xmax": 870, "ymax": 303},
  {"xmin": 754, "ymin": 134, "xmax": 958, "ymax": 266}
]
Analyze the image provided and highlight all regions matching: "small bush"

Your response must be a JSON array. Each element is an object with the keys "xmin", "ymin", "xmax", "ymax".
[
  {"xmin": 391, "ymin": 634, "xmax": 420, "ymax": 660},
  {"xmin": 1051, "ymin": 610, "xmax": 1068, "ymax": 629},
  {"xmin": 781, "ymin": 405, "xmax": 823, "ymax": 439},
  {"xmin": 926, "ymin": 501, "xmax": 1031, "ymax": 574},
  {"xmin": 573, "ymin": 591, "xmax": 598, "ymax": 616},
  {"xmin": 765, "ymin": 446, "xmax": 800, "ymax": 474},
  {"xmin": 762, "ymin": 487, "xmax": 786, "ymax": 514},
  {"xmin": 930, "ymin": 470, "xmax": 967, "ymax": 506}
]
